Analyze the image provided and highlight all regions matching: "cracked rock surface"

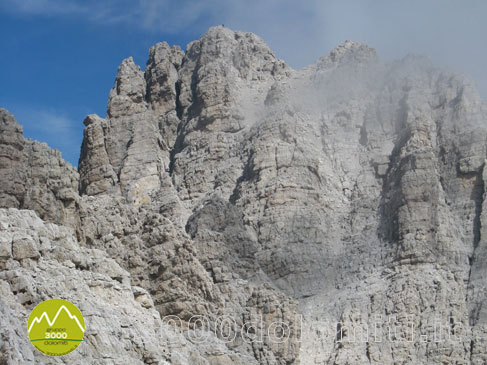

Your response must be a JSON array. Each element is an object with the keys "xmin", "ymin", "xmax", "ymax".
[{"xmin": 1, "ymin": 26, "xmax": 487, "ymax": 364}]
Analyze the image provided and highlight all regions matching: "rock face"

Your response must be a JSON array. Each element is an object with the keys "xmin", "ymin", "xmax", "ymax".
[
  {"xmin": 0, "ymin": 109, "xmax": 25, "ymax": 208},
  {"xmin": 79, "ymin": 45, "xmax": 185, "ymax": 205},
  {"xmin": 0, "ymin": 109, "xmax": 81, "ymax": 234},
  {"xmin": 2, "ymin": 26, "xmax": 487, "ymax": 364}
]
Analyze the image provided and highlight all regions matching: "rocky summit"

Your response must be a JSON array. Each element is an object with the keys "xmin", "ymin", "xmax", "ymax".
[{"xmin": 1, "ymin": 26, "xmax": 487, "ymax": 364}]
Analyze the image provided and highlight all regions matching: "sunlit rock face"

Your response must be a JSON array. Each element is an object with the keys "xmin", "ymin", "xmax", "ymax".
[{"xmin": 2, "ymin": 26, "xmax": 487, "ymax": 364}]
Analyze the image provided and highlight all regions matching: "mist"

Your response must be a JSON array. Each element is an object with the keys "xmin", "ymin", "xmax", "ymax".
[
  {"xmin": 3, "ymin": 0, "xmax": 486, "ymax": 97},
  {"xmin": 220, "ymin": 0, "xmax": 487, "ymax": 97},
  {"xmin": 1, "ymin": 0, "xmax": 485, "ymax": 167}
]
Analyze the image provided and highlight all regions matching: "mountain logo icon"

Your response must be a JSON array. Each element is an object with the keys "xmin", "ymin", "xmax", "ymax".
[{"xmin": 27, "ymin": 299, "xmax": 85, "ymax": 356}]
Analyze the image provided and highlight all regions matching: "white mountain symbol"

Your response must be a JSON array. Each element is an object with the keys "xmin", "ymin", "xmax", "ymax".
[{"xmin": 28, "ymin": 305, "xmax": 85, "ymax": 334}]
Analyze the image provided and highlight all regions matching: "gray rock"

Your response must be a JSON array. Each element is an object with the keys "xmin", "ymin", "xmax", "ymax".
[
  {"xmin": 0, "ymin": 232, "xmax": 12, "ymax": 261},
  {"xmin": 79, "ymin": 114, "xmax": 118, "ymax": 196},
  {"xmin": 22, "ymin": 139, "xmax": 81, "ymax": 233},
  {"xmin": 0, "ymin": 109, "xmax": 25, "ymax": 208},
  {"xmin": 2, "ymin": 26, "xmax": 487, "ymax": 364},
  {"xmin": 11, "ymin": 232, "xmax": 39, "ymax": 260},
  {"xmin": 0, "ymin": 110, "xmax": 82, "ymax": 236}
]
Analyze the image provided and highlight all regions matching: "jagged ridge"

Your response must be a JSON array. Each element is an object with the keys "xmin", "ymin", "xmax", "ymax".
[{"xmin": 1, "ymin": 26, "xmax": 487, "ymax": 364}]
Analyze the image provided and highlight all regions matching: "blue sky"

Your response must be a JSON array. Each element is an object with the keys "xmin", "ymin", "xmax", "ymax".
[{"xmin": 1, "ymin": 0, "xmax": 486, "ymax": 166}]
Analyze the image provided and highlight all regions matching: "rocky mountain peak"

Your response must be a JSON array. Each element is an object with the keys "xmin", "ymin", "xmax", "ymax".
[
  {"xmin": 147, "ymin": 41, "xmax": 182, "ymax": 65},
  {"xmin": 186, "ymin": 26, "xmax": 290, "ymax": 81},
  {"xmin": 145, "ymin": 41, "xmax": 184, "ymax": 116},
  {"xmin": 107, "ymin": 56, "xmax": 147, "ymax": 119},
  {"xmin": 316, "ymin": 39, "xmax": 378, "ymax": 68},
  {"xmin": 2, "ymin": 28, "xmax": 487, "ymax": 365},
  {"xmin": 0, "ymin": 108, "xmax": 22, "ymax": 132}
]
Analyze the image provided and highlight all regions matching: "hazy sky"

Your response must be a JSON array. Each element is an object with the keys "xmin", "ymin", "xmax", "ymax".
[{"xmin": 1, "ymin": 0, "xmax": 486, "ymax": 165}]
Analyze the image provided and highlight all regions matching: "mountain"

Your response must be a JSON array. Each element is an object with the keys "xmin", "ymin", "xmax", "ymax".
[{"xmin": 1, "ymin": 26, "xmax": 487, "ymax": 364}]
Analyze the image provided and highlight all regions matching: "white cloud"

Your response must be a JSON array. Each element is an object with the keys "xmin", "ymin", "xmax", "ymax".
[
  {"xmin": 2, "ymin": 0, "xmax": 487, "ymax": 95},
  {"xmin": 0, "ymin": 0, "xmax": 216, "ymax": 32},
  {"xmin": 31, "ymin": 110, "xmax": 76, "ymax": 136},
  {"xmin": 218, "ymin": 0, "xmax": 487, "ymax": 96},
  {"xmin": 0, "ymin": 0, "xmax": 85, "ymax": 16}
]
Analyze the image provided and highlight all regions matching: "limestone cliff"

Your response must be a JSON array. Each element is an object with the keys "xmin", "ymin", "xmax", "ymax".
[{"xmin": 1, "ymin": 26, "xmax": 487, "ymax": 364}]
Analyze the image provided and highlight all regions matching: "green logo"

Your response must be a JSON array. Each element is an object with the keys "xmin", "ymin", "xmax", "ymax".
[{"xmin": 27, "ymin": 299, "xmax": 85, "ymax": 356}]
